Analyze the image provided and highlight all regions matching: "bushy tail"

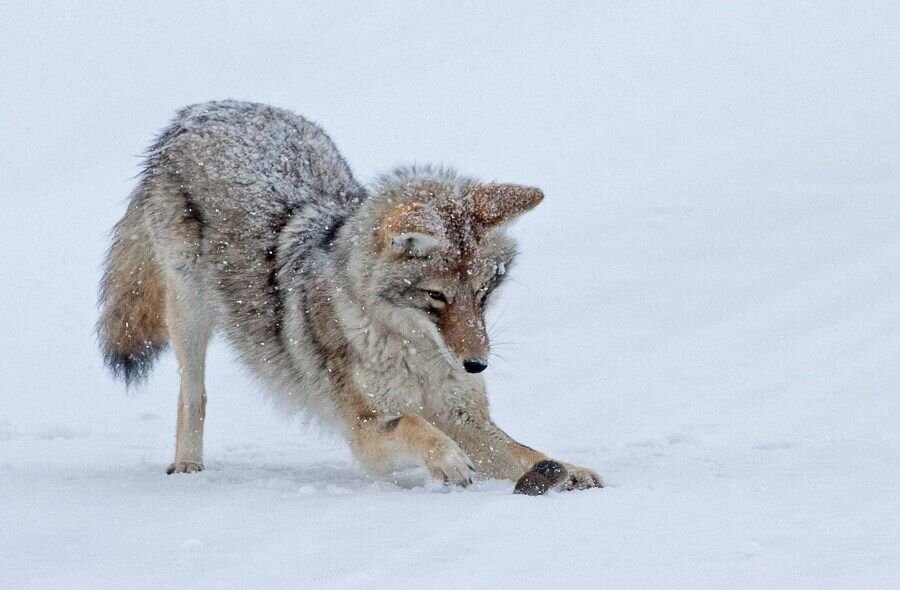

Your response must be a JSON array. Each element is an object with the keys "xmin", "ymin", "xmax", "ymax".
[{"xmin": 98, "ymin": 188, "xmax": 168, "ymax": 385}]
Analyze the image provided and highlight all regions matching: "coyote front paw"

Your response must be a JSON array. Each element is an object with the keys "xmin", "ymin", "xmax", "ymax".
[
  {"xmin": 423, "ymin": 440, "xmax": 475, "ymax": 487},
  {"xmin": 514, "ymin": 460, "xmax": 603, "ymax": 495},
  {"xmin": 559, "ymin": 462, "xmax": 604, "ymax": 490},
  {"xmin": 166, "ymin": 461, "xmax": 204, "ymax": 474}
]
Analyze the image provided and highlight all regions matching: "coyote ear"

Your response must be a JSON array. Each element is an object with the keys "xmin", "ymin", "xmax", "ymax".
[
  {"xmin": 377, "ymin": 201, "xmax": 446, "ymax": 257},
  {"xmin": 389, "ymin": 232, "xmax": 446, "ymax": 257},
  {"xmin": 472, "ymin": 183, "xmax": 544, "ymax": 227}
]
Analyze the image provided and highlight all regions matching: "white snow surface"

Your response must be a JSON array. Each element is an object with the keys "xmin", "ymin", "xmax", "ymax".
[{"xmin": 1, "ymin": 2, "xmax": 898, "ymax": 588}]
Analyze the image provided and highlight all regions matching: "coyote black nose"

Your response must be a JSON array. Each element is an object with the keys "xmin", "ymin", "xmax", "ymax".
[{"xmin": 463, "ymin": 358, "xmax": 488, "ymax": 373}]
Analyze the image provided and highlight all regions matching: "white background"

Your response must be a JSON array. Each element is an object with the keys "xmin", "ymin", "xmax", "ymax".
[{"xmin": 1, "ymin": 2, "xmax": 897, "ymax": 587}]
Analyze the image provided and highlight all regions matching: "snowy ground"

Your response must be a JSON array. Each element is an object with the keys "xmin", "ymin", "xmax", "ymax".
[{"xmin": 1, "ymin": 2, "xmax": 898, "ymax": 588}]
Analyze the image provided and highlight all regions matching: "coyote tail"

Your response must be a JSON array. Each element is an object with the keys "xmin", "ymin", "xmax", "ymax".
[{"xmin": 97, "ymin": 185, "xmax": 168, "ymax": 385}]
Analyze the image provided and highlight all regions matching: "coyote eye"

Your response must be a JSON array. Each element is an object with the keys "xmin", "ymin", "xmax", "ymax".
[
  {"xmin": 476, "ymin": 282, "xmax": 495, "ymax": 309},
  {"xmin": 425, "ymin": 290, "xmax": 448, "ymax": 304}
]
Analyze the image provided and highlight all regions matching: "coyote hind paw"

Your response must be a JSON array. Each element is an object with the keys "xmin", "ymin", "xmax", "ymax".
[{"xmin": 167, "ymin": 461, "xmax": 204, "ymax": 474}]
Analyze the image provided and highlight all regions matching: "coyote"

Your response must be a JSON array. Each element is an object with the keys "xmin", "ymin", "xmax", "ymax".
[{"xmin": 98, "ymin": 101, "xmax": 602, "ymax": 492}]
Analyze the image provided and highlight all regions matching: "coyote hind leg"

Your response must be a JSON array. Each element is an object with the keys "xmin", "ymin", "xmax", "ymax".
[{"xmin": 164, "ymin": 278, "xmax": 213, "ymax": 474}]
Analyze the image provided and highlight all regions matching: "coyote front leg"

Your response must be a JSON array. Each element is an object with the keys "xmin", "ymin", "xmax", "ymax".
[
  {"xmin": 342, "ymin": 399, "xmax": 475, "ymax": 486},
  {"xmin": 438, "ymin": 405, "xmax": 603, "ymax": 490}
]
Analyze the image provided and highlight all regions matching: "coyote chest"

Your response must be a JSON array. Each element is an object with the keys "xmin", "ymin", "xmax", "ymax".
[{"xmin": 348, "ymin": 322, "xmax": 477, "ymax": 416}]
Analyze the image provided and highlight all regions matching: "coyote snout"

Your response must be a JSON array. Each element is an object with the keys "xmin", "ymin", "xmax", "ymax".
[
  {"xmin": 405, "ymin": 277, "xmax": 491, "ymax": 373},
  {"xmin": 437, "ymin": 292, "xmax": 490, "ymax": 373}
]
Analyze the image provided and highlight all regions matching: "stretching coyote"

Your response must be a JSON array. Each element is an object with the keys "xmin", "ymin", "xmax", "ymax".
[{"xmin": 98, "ymin": 101, "xmax": 601, "ymax": 492}]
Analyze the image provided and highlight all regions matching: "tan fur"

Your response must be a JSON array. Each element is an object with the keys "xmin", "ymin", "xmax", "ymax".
[
  {"xmin": 348, "ymin": 413, "xmax": 475, "ymax": 484},
  {"xmin": 472, "ymin": 184, "xmax": 545, "ymax": 227},
  {"xmin": 375, "ymin": 202, "xmax": 428, "ymax": 250},
  {"xmin": 436, "ymin": 292, "xmax": 488, "ymax": 361},
  {"xmin": 97, "ymin": 196, "xmax": 168, "ymax": 383}
]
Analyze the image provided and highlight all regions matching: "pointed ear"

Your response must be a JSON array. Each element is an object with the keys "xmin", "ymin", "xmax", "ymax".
[
  {"xmin": 376, "ymin": 201, "xmax": 447, "ymax": 257},
  {"xmin": 472, "ymin": 183, "xmax": 544, "ymax": 227}
]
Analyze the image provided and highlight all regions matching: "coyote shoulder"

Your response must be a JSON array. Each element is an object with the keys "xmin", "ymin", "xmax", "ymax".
[{"xmin": 98, "ymin": 100, "xmax": 601, "ymax": 492}]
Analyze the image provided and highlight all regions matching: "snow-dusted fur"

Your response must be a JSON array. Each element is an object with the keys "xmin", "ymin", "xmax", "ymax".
[{"xmin": 98, "ymin": 100, "xmax": 601, "ymax": 488}]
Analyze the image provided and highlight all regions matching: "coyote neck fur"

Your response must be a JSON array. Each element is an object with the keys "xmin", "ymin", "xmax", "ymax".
[{"xmin": 276, "ymin": 205, "xmax": 479, "ymax": 422}]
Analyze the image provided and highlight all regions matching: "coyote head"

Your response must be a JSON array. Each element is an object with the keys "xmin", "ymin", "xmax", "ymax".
[{"xmin": 349, "ymin": 167, "xmax": 543, "ymax": 374}]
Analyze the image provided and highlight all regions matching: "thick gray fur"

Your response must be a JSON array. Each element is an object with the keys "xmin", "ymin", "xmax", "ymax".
[{"xmin": 97, "ymin": 100, "xmax": 603, "ymax": 487}]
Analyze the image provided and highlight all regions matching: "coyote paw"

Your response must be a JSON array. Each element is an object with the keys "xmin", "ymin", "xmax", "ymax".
[
  {"xmin": 424, "ymin": 440, "xmax": 475, "ymax": 487},
  {"xmin": 167, "ymin": 461, "xmax": 204, "ymax": 474},
  {"xmin": 514, "ymin": 460, "xmax": 603, "ymax": 495},
  {"xmin": 559, "ymin": 462, "xmax": 604, "ymax": 490}
]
